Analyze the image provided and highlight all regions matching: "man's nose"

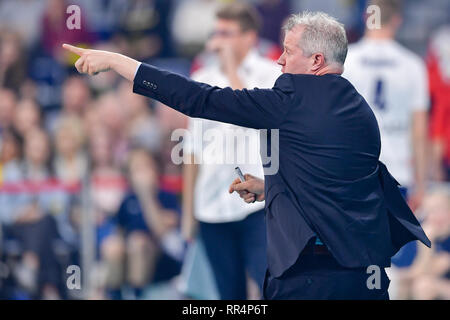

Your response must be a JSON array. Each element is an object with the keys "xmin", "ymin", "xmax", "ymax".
[{"xmin": 277, "ymin": 54, "xmax": 285, "ymax": 66}]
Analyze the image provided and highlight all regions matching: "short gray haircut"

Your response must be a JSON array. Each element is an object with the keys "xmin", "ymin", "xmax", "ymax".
[{"xmin": 283, "ymin": 11, "xmax": 348, "ymax": 65}]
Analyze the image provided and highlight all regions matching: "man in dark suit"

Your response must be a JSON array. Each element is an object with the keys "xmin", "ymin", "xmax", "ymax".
[{"xmin": 63, "ymin": 11, "xmax": 431, "ymax": 300}]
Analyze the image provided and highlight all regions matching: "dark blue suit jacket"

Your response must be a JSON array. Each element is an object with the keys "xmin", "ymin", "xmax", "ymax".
[{"xmin": 133, "ymin": 63, "xmax": 431, "ymax": 278}]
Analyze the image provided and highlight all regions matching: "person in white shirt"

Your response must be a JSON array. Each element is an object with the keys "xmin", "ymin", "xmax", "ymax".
[
  {"xmin": 343, "ymin": 0, "xmax": 429, "ymax": 212},
  {"xmin": 343, "ymin": 0, "xmax": 430, "ymax": 298},
  {"xmin": 181, "ymin": 3, "xmax": 281, "ymax": 300}
]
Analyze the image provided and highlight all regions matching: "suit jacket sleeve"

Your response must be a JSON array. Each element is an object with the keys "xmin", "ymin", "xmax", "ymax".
[{"xmin": 132, "ymin": 63, "xmax": 296, "ymax": 129}]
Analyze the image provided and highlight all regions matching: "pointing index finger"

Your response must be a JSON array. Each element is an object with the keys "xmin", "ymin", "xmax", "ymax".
[{"xmin": 62, "ymin": 43, "xmax": 86, "ymax": 56}]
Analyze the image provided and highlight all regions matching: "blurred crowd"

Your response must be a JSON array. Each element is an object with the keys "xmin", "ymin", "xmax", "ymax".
[{"xmin": 0, "ymin": 0, "xmax": 448, "ymax": 300}]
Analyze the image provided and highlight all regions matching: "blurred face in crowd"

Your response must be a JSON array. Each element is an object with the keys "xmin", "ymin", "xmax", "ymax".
[
  {"xmin": 25, "ymin": 129, "xmax": 50, "ymax": 167},
  {"xmin": 46, "ymin": 0, "xmax": 66, "ymax": 23},
  {"xmin": 0, "ymin": 32, "xmax": 21, "ymax": 68},
  {"xmin": 62, "ymin": 76, "xmax": 91, "ymax": 115},
  {"xmin": 83, "ymin": 106, "xmax": 101, "ymax": 136},
  {"xmin": 89, "ymin": 127, "xmax": 113, "ymax": 168},
  {"xmin": 207, "ymin": 18, "xmax": 257, "ymax": 62},
  {"xmin": 0, "ymin": 89, "xmax": 17, "ymax": 128},
  {"xmin": 278, "ymin": 25, "xmax": 316, "ymax": 74},
  {"xmin": 128, "ymin": 150, "xmax": 158, "ymax": 191},
  {"xmin": 0, "ymin": 130, "xmax": 21, "ymax": 163},
  {"xmin": 118, "ymin": 80, "xmax": 149, "ymax": 120},
  {"xmin": 14, "ymin": 99, "xmax": 40, "ymax": 135},
  {"xmin": 55, "ymin": 117, "xmax": 84, "ymax": 158},
  {"xmin": 96, "ymin": 92, "xmax": 125, "ymax": 134}
]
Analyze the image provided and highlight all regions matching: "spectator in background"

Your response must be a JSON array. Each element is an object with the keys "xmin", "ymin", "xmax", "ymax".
[
  {"xmin": 343, "ymin": 0, "xmax": 430, "ymax": 295},
  {"xmin": 40, "ymin": 0, "xmax": 93, "ymax": 59},
  {"xmin": 0, "ymin": 128, "xmax": 22, "ymax": 187},
  {"xmin": 343, "ymin": 0, "xmax": 429, "ymax": 212},
  {"xmin": 22, "ymin": 128, "xmax": 51, "ymax": 183},
  {"xmin": 73, "ymin": 0, "xmax": 127, "ymax": 42},
  {"xmin": 1, "ymin": 128, "xmax": 63, "ymax": 299},
  {"xmin": 171, "ymin": 0, "xmax": 220, "ymax": 58},
  {"xmin": 87, "ymin": 125, "xmax": 127, "ymax": 299},
  {"xmin": 182, "ymin": 2, "xmax": 280, "ymax": 300},
  {"xmin": 0, "ymin": 0, "xmax": 47, "ymax": 49},
  {"xmin": 95, "ymin": 92, "xmax": 128, "ymax": 168},
  {"xmin": 101, "ymin": 149, "xmax": 181, "ymax": 299},
  {"xmin": 53, "ymin": 116, "xmax": 87, "ymax": 185},
  {"xmin": 391, "ymin": 188, "xmax": 450, "ymax": 299},
  {"xmin": 61, "ymin": 76, "xmax": 91, "ymax": 117},
  {"xmin": 0, "ymin": 31, "xmax": 28, "ymax": 94},
  {"xmin": 427, "ymin": 26, "xmax": 450, "ymax": 182},
  {"xmin": 22, "ymin": 127, "xmax": 76, "ymax": 249},
  {"xmin": 0, "ymin": 89, "xmax": 17, "ymax": 135},
  {"xmin": 410, "ymin": 188, "xmax": 450, "ymax": 299},
  {"xmin": 88, "ymin": 127, "xmax": 127, "ymax": 225},
  {"xmin": 13, "ymin": 99, "xmax": 42, "ymax": 138},
  {"xmin": 118, "ymin": 0, "xmax": 175, "ymax": 60},
  {"xmin": 118, "ymin": 80, "xmax": 162, "ymax": 153},
  {"xmin": 45, "ymin": 75, "xmax": 92, "ymax": 135}
]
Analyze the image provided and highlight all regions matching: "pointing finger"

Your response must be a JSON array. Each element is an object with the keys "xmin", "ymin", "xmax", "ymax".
[{"xmin": 62, "ymin": 43, "xmax": 86, "ymax": 56}]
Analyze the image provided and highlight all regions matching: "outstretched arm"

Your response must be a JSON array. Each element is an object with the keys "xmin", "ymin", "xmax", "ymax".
[{"xmin": 62, "ymin": 44, "xmax": 295, "ymax": 130}]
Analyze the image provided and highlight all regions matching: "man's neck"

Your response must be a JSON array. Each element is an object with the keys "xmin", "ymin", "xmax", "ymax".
[
  {"xmin": 314, "ymin": 64, "xmax": 343, "ymax": 76},
  {"xmin": 365, "ymin": 28, "xmax": 396, "ymax": 40}
]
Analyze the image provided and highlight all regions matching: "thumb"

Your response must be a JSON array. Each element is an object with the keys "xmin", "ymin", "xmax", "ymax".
[{"xmin": 62, "ymin": 43, "xmax": 86, "ymax": 56}]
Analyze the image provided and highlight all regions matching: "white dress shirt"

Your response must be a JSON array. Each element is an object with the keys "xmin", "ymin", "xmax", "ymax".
[{"xmin": 183, "ymin": 49, "xmax": 281, "ymax": 223}]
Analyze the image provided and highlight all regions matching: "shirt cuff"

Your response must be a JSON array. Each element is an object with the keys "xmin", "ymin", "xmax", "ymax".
[{"xmin": 133, "ymin": 62, "xmax": 142, "ymax": 80}]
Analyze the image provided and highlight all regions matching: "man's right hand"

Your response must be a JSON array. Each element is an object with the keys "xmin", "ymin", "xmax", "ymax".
[
  {"xmin": 229, "ymin": 173, "xmax": 265, "ymax": 203},
  {"xmin": 62, "ymin": 43, "xmax": 140, "ymax": 81},
  {"xmin": 63, "ymin": 44, "xmax": 113, "ymax": 76}
]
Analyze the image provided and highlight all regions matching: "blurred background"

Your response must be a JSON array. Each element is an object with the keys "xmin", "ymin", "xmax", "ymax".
[{"xmin": 0, "ymin": 0, "xmax": 448, "ymax": 300}]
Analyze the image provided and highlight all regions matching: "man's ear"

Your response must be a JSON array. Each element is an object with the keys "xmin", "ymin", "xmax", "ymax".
[{"xmin": 311, "ymin": 53, "xmax": 326, "ymax": 71}]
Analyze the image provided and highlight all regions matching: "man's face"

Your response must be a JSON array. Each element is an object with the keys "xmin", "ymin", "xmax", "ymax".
[
  {"xmin": 277, "ymin": 26, "xmax": 313, "ymax": 74},
  {"xmin": 207, "ymin": 19, "xmax": 255, "ymax": 59}
]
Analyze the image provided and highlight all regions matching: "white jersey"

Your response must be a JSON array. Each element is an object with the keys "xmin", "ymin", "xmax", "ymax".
[
  {"xmin": 184, "ymin": 49, "xmax": 281, "ymax": 223},
  {"xmin": 343, "ymin": 38, "xmax": 429, "ymax": 187}
]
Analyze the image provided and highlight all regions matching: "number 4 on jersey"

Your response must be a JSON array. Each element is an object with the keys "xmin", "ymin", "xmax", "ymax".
[{"xmin": 373, "ymin": 78, "xmax": 386, "ymax": 111}]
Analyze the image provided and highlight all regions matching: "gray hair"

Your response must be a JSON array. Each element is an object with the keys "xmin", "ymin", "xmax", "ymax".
[{"xmin": 283, "ymin": 11, "xmax": 348, "ymax": 65}]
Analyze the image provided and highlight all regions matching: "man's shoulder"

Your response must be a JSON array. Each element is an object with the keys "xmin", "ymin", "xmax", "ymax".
[
  {"xmin": 348, "ymin": 39, "xmax": 425, "ymax": 68},
  {"xmin": 278, "ymin": 73, "xmax": 349, "ymax": 88},
  {"xmin": 389, "ymin": 41, "xmax": 426, "ymax": 69}
]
